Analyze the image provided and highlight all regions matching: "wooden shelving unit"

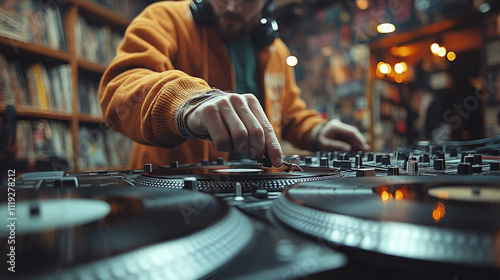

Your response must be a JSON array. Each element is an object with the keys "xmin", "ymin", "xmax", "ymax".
[{"xmin": 0, "ymin": 0, "xmax": 145, "ymax": 171}]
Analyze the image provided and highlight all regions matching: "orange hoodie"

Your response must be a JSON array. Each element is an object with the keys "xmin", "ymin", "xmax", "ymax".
[{"xmin": 99, "ymin": 1, "xmax": 325, "ymax": 169}]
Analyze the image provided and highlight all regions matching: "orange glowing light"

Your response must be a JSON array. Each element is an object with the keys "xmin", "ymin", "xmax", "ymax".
[
  {"xmin": 381, "ymin": 190, "xmax": 389, "ymax": 202},
  {"xmin": 432, "ymin": 202, "xmax": 446, "ymax": 223},
  {"xmin": 395, "ymin": 189, "xmax": 404, "ymax": 200},
  {"xmin": 430, "ymin": 43, "xmax": 440, "ymax": 54}
]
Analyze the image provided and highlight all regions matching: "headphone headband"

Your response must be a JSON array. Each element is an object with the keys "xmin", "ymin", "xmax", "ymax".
[{"xmin": 190, "ymin": 0, "xmax": 278, "ymax": 48}]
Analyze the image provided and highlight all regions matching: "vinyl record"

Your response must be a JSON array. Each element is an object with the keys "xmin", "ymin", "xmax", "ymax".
[
  {"xmin": 0, "ymin": 187, "xmax": 253, "ymax": 279},
  {"xmin": 271, "ymin": 176, "xmax": 500, "ymax": 271},
  {"xmin": 134, "ymin": 164, "xmax": 344, "ymax": 193}
]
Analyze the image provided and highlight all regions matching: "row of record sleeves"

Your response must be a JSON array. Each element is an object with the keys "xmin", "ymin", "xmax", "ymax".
[
  {"xmin": 14, "ymin": 119, "xmax": 133, "ymax": 171},
  {"xmin": 0, "ymin": 53, "xmax": 102, "ymax": 116}
]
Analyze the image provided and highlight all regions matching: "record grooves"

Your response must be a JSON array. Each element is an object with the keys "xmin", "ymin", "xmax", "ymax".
[
  {"xmin": 134, "ymin": 165, "xmax": 344, "ymax": 193},
  {"xmin": 271, "ymin": 176, "xmax": 500, "ymax": 268},
  {"xmin": 0, "ymin": 187, "xmax": 253, "ymax": 279}
]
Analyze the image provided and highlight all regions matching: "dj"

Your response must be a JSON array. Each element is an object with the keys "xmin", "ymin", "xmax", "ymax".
[{"xmin": 99, "ymin": 0, "xmax": 369, "ymax": 169}]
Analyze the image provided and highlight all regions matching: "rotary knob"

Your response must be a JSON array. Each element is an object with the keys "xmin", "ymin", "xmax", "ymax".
[
  {"xmin": 183, "ymin": 177, "xmax": 198, "ymax": 191},
  {"xmin": 170, "ymin": 161, "xmax": 179, "ymax": 168},
  {"xmin": 490, "ymin": 162, "xmax": 500, "ymax": 171},
  {"xmin": 434, "ymin": 158, "xmax": 445, "ymax": 170},
  {"xmin": 387, "ymin": 166, "xmax": 400, "ymax": 176},
  {"xmin": 367, "ymin": 152, "xmax": 374, "ymax": 161},
  {"xmin": 381, "ymin": 155, "xmax": 391, "ymax": 166},
  {"xmin": 457, "ymin": 162, "xmax": 472, "ymax": 175},
  {"xmin": 144, "ymin": 163, "xmax": 153, "ymax": 172},
  {"xmin": 217, "ymin": 157, "xmax": 225, "ymax": 165},
  {"xmin": 406, "ymin": 160, "xmax": 418, "ymax": 173},
  {"xmin": 355, "ymin": 154, "xmax": 363, "ymax": 168},
  {"xmin": 356, "ymin": 168, "xmax": 375, "ymax": 177}
]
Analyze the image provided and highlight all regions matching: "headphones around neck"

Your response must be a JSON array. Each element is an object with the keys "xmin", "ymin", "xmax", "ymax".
[{"xmin": 189, "ymin": 0, "xmax": 279, "ymax": 48}]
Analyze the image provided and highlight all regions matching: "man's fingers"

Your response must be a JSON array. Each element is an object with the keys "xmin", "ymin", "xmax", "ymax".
[
  {"xmin": 228, "ymin": 94, "xmax": 265, "ymax": 159},
  {"xmin": 245, "ymin": 94, "xmax": 283, "ymax": 167}
]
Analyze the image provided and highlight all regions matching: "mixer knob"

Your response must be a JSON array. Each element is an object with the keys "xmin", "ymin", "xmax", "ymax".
[
  {"xmin": 367, "ymin": 152, "xmax": 374, "ymax": 161},
  {"xmin": 355, "ymin": 154, "xmax": 363, "ymax": 168},
  {"xmin": 356, "ymin": 168, "xmax": 375, "ymax": 177},
  {"xmin": 381, "ymin": 155, "xmax": 390, "ymax": 166},
  {"xmin": 471, "ymin": 165, "xmax": 483, "ymax": 173},
  {"xmin": 406, "ymin": 160, "xmax": 418, "ymax": 173},
  {"xmin": 357, "ymin": 151, "xmax": 365, "ymax": 157},
  {"xmin": 376, "ymin": 154, "xmax": 383, "ymax": 163},
  {"xmin": 320, "ymin": 157, "xmax": 329, "ymax": 167},
  {"xmin": 304, "ymin": 156, "xmax": 312, "ymax": 165},
  {"xmin": 340, "ymin": 160, "xmax": 351, "ymax": 171},
  {"xmin": 201, "ymin": 159, "xmax": 210, "ymax": 166},
  {"xmin": 183, "ymin": 177, "xmax": 198, "ymax": 191},
  {"xmin": 144, "ymin": 163, "xmax": 153, "ymax": 172},
  {"xmin": 474, "ymin": 154, "xmax": 482, "ymax": 165},
  {"xmin": 342, "ymin": 153, "xmax": 350, "ymax": 160},
  {"xmin": 422, "ymin": 153, "xmax": 430, "ymax": 163},
  {"xmin": 170, "ymin": 161, "xmax": 179, "ymax": 168},
  {"xmin": 464, "ymin": 155, "xmax": 475, "ymax": 165},
  {"xmin": 387, "ymin": 166, "xmax": 400, "ymax": 176},
  {"xmin": 333, "ymin": 152, "xmax": 340, "ymax": 159},
  {"xmin": 429, "ymin": 144, "xmax": 436, "ymax": 155},
  {"xmin": 490, "ymin": 162, "xmax": 500, "ymax": 171},
  {"xmin": 433, "ymin": 159, "xmax": 445, "ymax": 170},
  {"xmin": 217, "ymin": 157, "xmax": 225, "ymax": 165},
  {"xmin": 234, "ymin": 182, "xmax": 244, "ymax": 201},
  {"xmin": 449, "ymin": 148, "xmax": 458, "ymax": 157},
  {"xmin": 457, "ymin": 162, "xmax": 472, "ymax": 175}
]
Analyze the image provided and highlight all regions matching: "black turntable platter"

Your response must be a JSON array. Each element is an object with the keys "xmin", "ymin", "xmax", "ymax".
[
  {"xmin": 0, "ymin": 185, "xmax": 347, "ymax": 280},
  {"xmin": 271, "ymin": 176, "xmax": 500, "ymax": 273},
  {"xmin": 0, "ymin": 187, "xmax": 253, "ymax": 279},
  {"xmin": 134, "ymin": 164, "xmax": 344, "ymax": 193}
]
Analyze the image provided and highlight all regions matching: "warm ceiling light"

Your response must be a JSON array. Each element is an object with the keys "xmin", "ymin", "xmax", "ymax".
[
  {"xmin": 394, "ymin": 62, "xmax": 405, "ymax": 74},
  {"xmin": 378, "ymin": 62, "xmax": 391, "ymax": 74},
  {"xmin": 438, "ymin": 46, "xmax": 447, "ymax": 57},
  {"xmin": 377, "ymin": 23, "xmax": 395, "ymax": 34},
  {"xmin": 355, "ymin": 0, "xmax": 369, "ymax": 10},
  {"xmin": 286, "ymin": 55, "xmax": 298, "ymax": 67},
  {"xmin": 447, "ymin": 51, "xmax": 456, "ymax": 61},
  {"xmin": 430, "ymin": 43, "xmax": 440, "ymax": 54}
]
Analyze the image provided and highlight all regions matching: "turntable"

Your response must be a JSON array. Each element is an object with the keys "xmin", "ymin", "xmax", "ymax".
[
  {"xmin": 271, "ymin": 175, "xmax": 500, "ymax": 278},
  {"xmin": 0, "ymin": 186, "xmax": 345, "ymax": 280},
  {"xmin": 133, "ymin": 160, "xmax": 344, "ymax": 193}
]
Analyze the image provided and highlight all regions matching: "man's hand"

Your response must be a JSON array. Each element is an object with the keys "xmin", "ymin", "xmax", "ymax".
[
  {"xmin": 314, "ymin": 119, "xmax": 369, "ymax": 152},
  {"xmin": 186, "ymin": 93, "xmax": 283, "ymax": 167}
]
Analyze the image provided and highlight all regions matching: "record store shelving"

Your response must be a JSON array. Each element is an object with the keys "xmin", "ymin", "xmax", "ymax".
[{"xmin": 0, "ymin": 0, "xmax": 153, "ymax": 172}]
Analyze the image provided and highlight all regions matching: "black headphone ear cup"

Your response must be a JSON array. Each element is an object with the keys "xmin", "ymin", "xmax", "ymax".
[
  {"xmin": 190, "ymin": 0, "xmax": 215, "ymax": 27},
  {"xmin": 251, "ymin": 18, "xmax": 278, "ymax": 48}
]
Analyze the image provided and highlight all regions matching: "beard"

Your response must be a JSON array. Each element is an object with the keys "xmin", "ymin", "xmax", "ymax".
[{"xmin": 215, "ymin": 11, "xmax": 258, "ymax": 43}]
